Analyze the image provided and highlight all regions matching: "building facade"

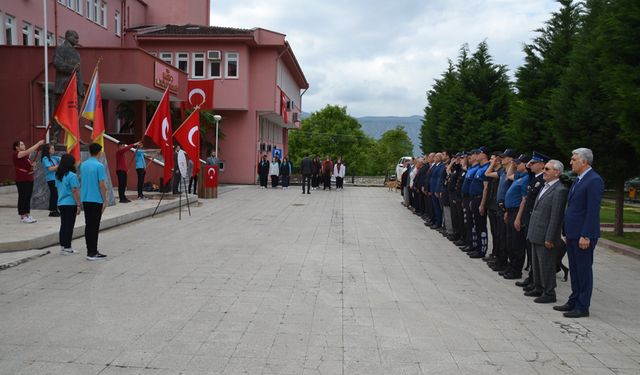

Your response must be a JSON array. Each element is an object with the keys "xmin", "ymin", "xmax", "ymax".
[{"xmin": 0, "ymin": 0, "xmax": 307, "ymax": 185}]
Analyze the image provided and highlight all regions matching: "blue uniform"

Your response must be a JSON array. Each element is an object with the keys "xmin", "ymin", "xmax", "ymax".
[
  {"xmin": 504, "ymin": 172, "xmax": 529, "ymax": 209},
  {"xmin": 496, "ymin": 168, "xmax": 511, "ymax": 203},
  {"xmin": 468, "ymin": 162, "xmax": 490, "ymax": 196},
  {"xmin": 135, "ymin": 149, "xmax": 146, "ymax": 169},
  {"xmin": 42, "ymin": 155, "xmax": 61, "ymax": 182},
  {"xmin": 80, "ymin": 157, "xmax": 107, "ymax": 204},
  {"xmin": 56, "ymin": 172, "xmax": 80, "ymax": 206},
  {"xmin": 461, "ymin": 164, "xmax": 479, "ymax": 197}
]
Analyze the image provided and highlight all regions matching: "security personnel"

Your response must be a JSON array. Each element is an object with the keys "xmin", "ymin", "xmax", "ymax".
[
  {"xmin": 467, "ymin": 147, "xmax": 491, "ymax": 259},
  {"xmin": 482, "ymin": 151, "xmax": 503, "ymax": 262},
  {"xmin": 487, "ymin": 149, "xmax": 517, "ymax": 272},
  {"xmin": 452, "ymin": 153, "xmax": 468, "ymax": 245},
  {"xmin": 459, "ymin": 151, "xmax": 480, "ymax": 252},
  {"xmin": 518, "ymin": 151, "xmax": 551, "ymax": 292},
  {"xmin": 501, "ymin": 154, "xmax": 531, "ymax": 279}
]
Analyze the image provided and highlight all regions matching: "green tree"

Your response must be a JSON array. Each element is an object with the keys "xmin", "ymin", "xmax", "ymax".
[
  {"xmin": 509, "ymin": 0, "xmax": 582, "ymax": 160},
  {"xmin": 377, "ymin": 126, "xmax": 413, "ymax": 175},
  {"xmin": 288, "ymin": 105, "xmax": 377, "ymax": 175},
  {"xmin": 550, "ymin": 0, "xmax": 640, "ymax": 235}
]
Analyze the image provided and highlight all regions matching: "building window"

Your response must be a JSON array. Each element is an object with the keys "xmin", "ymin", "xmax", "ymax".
[
  {"xmin": 225, "ymin": 52, "xmax": 238, "ymax": 78},
  {"xmin": 22, "ymin": 21, "xmax": 33, "ymax": 46},
  {"xmin": 34, "ymin": 27, "xmax": 43, "ymax": 46},
  {"xmin": 4, "ymin": 14, "xmax": 16, "ymax": 45},
  {"xmin": 87, "ymin": 0, "xmax": 99, "ymax": 22},
  {"xmin": 208, "ymin": 51, "xmax": 221, "ymax": 78},
  {"xmin": 99, "ymin": 1, "xmax": 106, "ymax": 27},
  {"xmin": 159, "ymin": 52, "xmax": 172, "ymax": 65},
  {"xmin": 114, "ymin": 10, "xmax": 121, "ymax": 36},
  {"xmin": 192, "ymin": 52, "xmax": 205, "ymax": 78},
  {"xmin": 75, "ymin": 0, "xmax": 83, "ymax": 14},
  {"xmin": 46, "ymin": 32, "xmax": 54, "ymax": 46},
  {"xmin": 176, "ymin": 52, "xmax": 189, "ymax": 73}
]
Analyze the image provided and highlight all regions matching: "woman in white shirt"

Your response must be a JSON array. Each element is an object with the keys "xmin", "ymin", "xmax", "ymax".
[
  {"xmin": 333, "ymin": 157, "xmax": 346, "ymax": 189},
  {"xmin": 269, "ymin": 156, "xmax": 281, "ymax": 188}
]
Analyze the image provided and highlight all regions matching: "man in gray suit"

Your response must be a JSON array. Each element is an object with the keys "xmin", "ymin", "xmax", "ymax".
[{"xmin": 525, "ymin": 160, "xmax": 568, "ymax": 303}]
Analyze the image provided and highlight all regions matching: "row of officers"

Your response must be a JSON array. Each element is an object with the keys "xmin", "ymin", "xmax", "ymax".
[{"xmin": 399, "ymin": 147, "xmax": 604, "ymax": 319}]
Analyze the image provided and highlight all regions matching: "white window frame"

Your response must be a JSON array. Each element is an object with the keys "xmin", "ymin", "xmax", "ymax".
[
  {"xmin": 176, "ymin": 52, "xmax": 189, "ymax": 74},
  {"xmin": 75, "ymin": 0, "xmax": 83, "ymax": 14},
  {"xmin": 22, "ymin": 21, "xmax": 33, "ymax": 46},
  {"xmin": 86, "ymin": 0, "xmax": 93, "ymax": 21},
  {"xmin": 208, "ymin": 53, "xmax": 221, "ymax": 79},
  {"xmin": 99, "ymin": 1, "xmax": 106, "ymax": 27},
  {"xmin": 192, "ymin": 52, "xmax": 205, "ymax": 79},
  {"xmin": 5, "ymin": 14, "xmax": 16, "ymax": 46},
  {"xmin": 47, "ymin": 32, "xmax": 55, "ymax": 46},
  {"xmin": 114, "ymin": 10, "xmax": 121, "ymax": 36},
  {"xmin": 159, "ymin": 52, "xmax": 172, "ymax": 65},
  {"xmin": 0, "ymin": 11, "xmax": 4, "ymax": 45},
  {"xmin": 225, "ymin": 52, "xmax": 239, "ymax": 79},
  {"xmin": 34, "ymin": 27, "xmax": 43, "ymax": 46}
]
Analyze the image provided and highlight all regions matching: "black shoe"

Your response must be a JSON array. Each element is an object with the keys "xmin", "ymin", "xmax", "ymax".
[
  {"xmin": 461, "ymin": 247, "xmax": 475, "ymax": 253},
  {"xmin": 491, "ymin": 265, "xmax": 508, "ymax": 272},
  {"xmin": 469, "ymin": 252, "xmax": 485, "ymax": 259},
  {"xmin": 430, "ymin": 225, "xmax": 441, "ymax": 230},
  {"xmin": 534, "ymin": 295, "xmax": 556, "ymax": 304},
  {"xmin": 86, "ymin": 252, "xmax": 107, "ymax": 261},
  {"xmin": 307, "ymin": 192, "xmax": 310, "ymax": 194},
  {"xmin": 498, "ymin": 269, "xmax": 511, "ymax": 276},
  {"xmin": 515, "ymin": 279, "xmax": 530, "ymax": 287},
  {"xmin": 553, "ymin": 303, "xmax": 575, "ymax": 312},
  {"xmin": 454, "ymin": 240, "xmax": 466, "ymax": 246},
  {"xmin": 524, "ymin": 289, "xmax": 542, "ymax": 297},
  {"xmin": 482, "ymin": 256, "xmax": 493, "ymax": 262},
  {"xmin": 120, "ymin": 199, "xmax": 131, "ymax": 203},
  {"xmin": 563, "ymin": 309, "xmax": 589, "ymax": 318},
  {"xmin": 523, "ymin": 285, "xmax": 536, "ymax": 292},
  {"xmin": 48, "ymin": 211, "xmax": 61, "ymax": 217},
  {"xmin": 503, "ymin": 273, "xmax": 522, "ymax": 280}
]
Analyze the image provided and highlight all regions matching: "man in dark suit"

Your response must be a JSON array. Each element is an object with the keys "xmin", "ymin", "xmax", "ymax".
[
  {"xmin": 300, "ymin": 155, "xmax": 313, "ymax": 194},
  {"xmin": 429, "ymin": 153, "xmax": 445, "ymax": 229},
  {"xmin": 525, "ymin": 160, "xmax": 568, "ymax": 303},
  {"xmin": 554, "ymin": 148, "xmax": 604, "ymax": 318}
]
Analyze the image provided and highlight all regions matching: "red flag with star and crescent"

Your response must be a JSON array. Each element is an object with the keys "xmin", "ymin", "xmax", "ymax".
[
  {"xmin": 144, "ymin": 87, "xmax": 174, "ymax": 184},
  {"xmin": 205, "ymin": 165, "xmax": 218, "ymax": 188},
  {"xmin": 182, "ymin": 79, "xmax": 214, "ymax": 110},
  {"xmin": 173, "ymin": 108, "xmax": 200, "ymax": 177}
]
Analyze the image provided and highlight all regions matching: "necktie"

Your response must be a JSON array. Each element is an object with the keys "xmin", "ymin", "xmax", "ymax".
[{"xmin": 571, "ymin": 177, "xmax": 581, "ymax": 193}]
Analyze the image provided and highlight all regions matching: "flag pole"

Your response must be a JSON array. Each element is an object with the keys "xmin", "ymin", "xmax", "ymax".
[{"xmin": 43, "ymin": 0, "xmax": 49, "ymax": 143}]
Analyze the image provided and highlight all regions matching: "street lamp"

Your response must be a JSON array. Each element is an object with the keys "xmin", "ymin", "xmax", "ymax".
[{"xmin": 213, "ymin": 114, "xmax": 222, "ymax": 158}]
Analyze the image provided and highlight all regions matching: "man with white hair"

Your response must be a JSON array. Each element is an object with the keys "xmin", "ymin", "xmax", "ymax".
[
  {"xmin": 553, "ymin": 148, "xmax": 604, "ymax": 318},
  {"xmin": 525, "ymin": 159, "xmax": 568, "ymax": 303}
]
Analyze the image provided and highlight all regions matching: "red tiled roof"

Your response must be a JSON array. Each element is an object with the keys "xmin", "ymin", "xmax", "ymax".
[{"xmin": 133, "ymin": 24, "xmax": 252, "ymax": 36}]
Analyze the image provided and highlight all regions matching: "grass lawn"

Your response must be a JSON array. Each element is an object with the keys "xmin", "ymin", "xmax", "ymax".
[
  {"xmin": 600, "ymin": 201, "xmax": 640, "ymax": 224},
  {"xmin": 600, "ymin": 231, "xmax": 640, "ymax": 249}
]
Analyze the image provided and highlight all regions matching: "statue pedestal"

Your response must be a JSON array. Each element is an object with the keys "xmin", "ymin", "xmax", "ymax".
[{"xmin": 31, "ymin": 148, "xmax": 116, "ymax": 210}]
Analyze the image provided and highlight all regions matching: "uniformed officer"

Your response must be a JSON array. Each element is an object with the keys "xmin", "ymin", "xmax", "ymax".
[
  {"xmin": 482, "ymin": 151, "xmax": 503, "ymax": 262},
  {"xmin": 459, "ymin": 151, "xmax": 480, "ymax": 252},
  {"xmin": 467, "ymin": 147, "xmax": 492, "ymax": 258}
]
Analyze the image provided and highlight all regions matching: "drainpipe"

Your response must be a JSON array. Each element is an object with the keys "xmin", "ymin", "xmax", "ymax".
[{"xmin": 53, "ymin": 0, "xmax": 58, "ymax": 43}]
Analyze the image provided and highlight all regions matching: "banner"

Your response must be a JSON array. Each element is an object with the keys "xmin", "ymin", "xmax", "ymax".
[
  {"xmin": 205, "ymin": 165, "xmax": 218, "ymax": 188},
  {"xmin": 53, "ymin": 72, "xmax": 80, "ymax": 160}
]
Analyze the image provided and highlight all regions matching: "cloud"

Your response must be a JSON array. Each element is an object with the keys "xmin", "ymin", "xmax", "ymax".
[{"xmin": 211, "ymin": 0, "xmax": 561, "ymax": 117}]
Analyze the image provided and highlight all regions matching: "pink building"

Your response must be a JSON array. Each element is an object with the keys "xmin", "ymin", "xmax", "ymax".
[{"xmin": 0, "ymin": 0, "xmax": 307, "ymax": 185}]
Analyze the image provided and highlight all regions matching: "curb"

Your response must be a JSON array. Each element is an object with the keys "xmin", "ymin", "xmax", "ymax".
[
  {"xmin": 599, "ymin": 238, "xmax": 640, "ymax": 259},
  {"xmin": 601, "ymin": 223, "xmax": 640, "ymax": 229},
  {"xmin": 0, "ymin": 250, "xmax": 50, "ymax": 271},
  {"xmin": 0, "ymin": 195, "xmax": 198, "ymax": 252}
]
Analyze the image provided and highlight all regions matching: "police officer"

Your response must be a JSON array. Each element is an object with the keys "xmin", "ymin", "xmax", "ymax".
[
  {"xmin": 467, "ymin": 147, "xmax": 491, "ymax": 259},
  {"xmin": 482, "ymin": 151, "xmax": 503, "ymax": 262},
  {"xmin": 459, "ymin": 151, "xmax": 480, "ymax": 252},
  {"xmin": 451, "ymin": 153, "xmax": 468, "ymax": 245},
  {"xmin": 501, "ymin": 154, "xmax": 531, "ymax": 279},
  {"xmin": 486, "ymin": 149, "xmax": 517, "ymax": 272}
]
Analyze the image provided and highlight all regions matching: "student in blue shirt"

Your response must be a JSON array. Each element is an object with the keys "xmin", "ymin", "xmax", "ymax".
[
  {"xmin": 502, "ymin": 154, "xmax": 531, "ymax": 279},
  {"xmin": 41, "ymin": 144, "xmax": 61, "ymax": 217},
  {"xmin": 55, "ymin": 154, "xmax": 80, "ymax": 254},
  {"xmin": 134, "ymin": 144, "xmax": 148, "ymax": 199},
  {"xmin": 80, "ymin": 143, "xmax": 108, "ymax": 260}
]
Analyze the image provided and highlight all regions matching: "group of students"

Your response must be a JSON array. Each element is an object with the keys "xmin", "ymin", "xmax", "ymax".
[
  {"xmin": 12, "ymin": 139, "xmax": 111, "ymax": 260},
  {"xmin": 400, "ymin": 147, "xmax": 604, "ymax": 319}
]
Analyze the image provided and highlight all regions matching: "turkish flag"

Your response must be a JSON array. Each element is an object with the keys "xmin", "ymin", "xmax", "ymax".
[
  {"xmin": 183, "ymin": 79, "xmax": 214, "ymax": 110},
  {"xmin": 144, "ymin": 87, "xmax": 174, "ymax": 184},
  {"xmin": 205, "ymin": 165, "xmax": 218, "ymax": 188},
  {"xmin": 174, "ymin": 109, "xmax": 200, "ymax": 177},
  {"xmin": 53, "ymin": 72, "xmax": 80, "ymax": 160}
]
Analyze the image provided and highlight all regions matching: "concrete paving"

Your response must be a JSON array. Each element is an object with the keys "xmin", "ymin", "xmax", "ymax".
[{"xmin": 0, "ymin": 186, "xmax": 639, "ymax": 375}]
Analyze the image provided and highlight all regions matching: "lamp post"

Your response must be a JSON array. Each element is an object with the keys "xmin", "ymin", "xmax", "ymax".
[{"xmin": 213, "ymin": 114, "xmax": 222, "ymax": 158}]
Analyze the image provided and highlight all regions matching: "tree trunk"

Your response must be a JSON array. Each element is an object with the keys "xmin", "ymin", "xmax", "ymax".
[{"xmin": 614, "ymin": 180, "xmax": 625, "ymax": 236}]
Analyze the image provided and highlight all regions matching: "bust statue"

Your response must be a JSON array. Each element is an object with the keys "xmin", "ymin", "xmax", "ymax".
[{"xmin": 52, "ymin": 30, "xmax": 84, "ymax": 143}]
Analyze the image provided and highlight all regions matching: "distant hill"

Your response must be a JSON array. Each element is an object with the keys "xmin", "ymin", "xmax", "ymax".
[
  {"xmin": 357, "ymin": 115, "xmax": 423, "ymax": 155},
  {"xmin": 299, "ymin": 113, "xmax": 423, "ymax": 155}
]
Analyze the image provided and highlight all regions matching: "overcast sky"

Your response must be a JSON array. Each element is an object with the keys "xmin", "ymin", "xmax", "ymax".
[{"xmin": 210, "ymin": 1, "xmax": 561, "ymax": 117}]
